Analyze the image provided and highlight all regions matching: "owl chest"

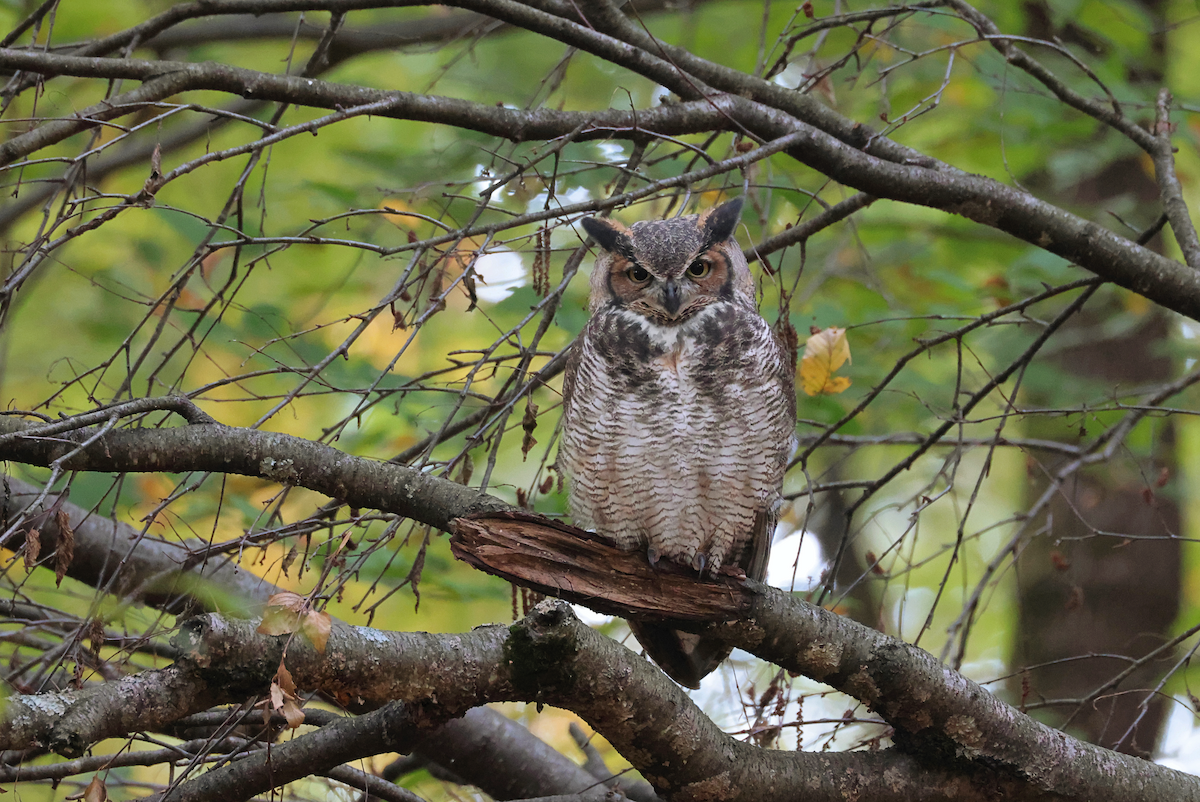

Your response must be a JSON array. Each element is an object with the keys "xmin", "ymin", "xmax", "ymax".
[
  {"xmin": 584, "ymin": 309, "xmax": 753, "ymax": 416},
  {"xmin": 607, "ymin": 328, "xmax": 707, "ymax": 403}
]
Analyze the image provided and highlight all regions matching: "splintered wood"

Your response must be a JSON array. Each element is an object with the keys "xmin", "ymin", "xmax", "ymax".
[{"xmin": 450, "ymin": 511, "xmax": 755, "ymax": 622}]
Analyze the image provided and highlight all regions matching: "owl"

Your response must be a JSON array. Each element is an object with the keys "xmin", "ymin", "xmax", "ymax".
[{"xmin": 558, "ymin": 197, "xmax": 797, "ymax": 688}]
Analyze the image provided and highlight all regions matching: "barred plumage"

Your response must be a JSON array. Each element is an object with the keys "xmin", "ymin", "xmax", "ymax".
[{"xmin": 558, "ymin": 198, "xmax": 796, "ymax": 688}]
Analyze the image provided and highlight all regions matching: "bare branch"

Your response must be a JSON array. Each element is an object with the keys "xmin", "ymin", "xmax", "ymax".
[
  {"xmin": 2, "ymin": 50, "xmax": 1196, "ymax": 322},
  {"xmin": 1151, "ymin": 88, "xmax": 1200, "ymax": 269}
]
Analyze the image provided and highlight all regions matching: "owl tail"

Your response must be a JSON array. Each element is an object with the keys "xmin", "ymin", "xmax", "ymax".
[
  {"xmin": 627, "ymin": 510, "xmax": 775, "ymax": 689},
  {"xmin": 627, "ymin": 621, "xmax": 731, "ymax": 690}
]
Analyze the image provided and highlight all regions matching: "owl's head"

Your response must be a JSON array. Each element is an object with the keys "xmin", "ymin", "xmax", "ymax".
[{"xmin": 579, "ymin": 198, "xmax": 754, "ymax": 321}]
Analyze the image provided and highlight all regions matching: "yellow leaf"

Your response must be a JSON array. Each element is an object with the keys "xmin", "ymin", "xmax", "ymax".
[
  {"xmin": 821, "ymin": 376, "xmax": 852, "ymax": 394},
  {"xmin": 801, "ymin": 327, "xmax": 852, "ymax": 396}
]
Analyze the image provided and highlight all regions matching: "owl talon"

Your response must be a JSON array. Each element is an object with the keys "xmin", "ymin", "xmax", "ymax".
[
  {"xmin": 647, "ymin": 545, "xmax": 660, "ymax": 567},
  {"xmin": 692, "ymin": 553, "xmax": 707, "ymax": 576}
]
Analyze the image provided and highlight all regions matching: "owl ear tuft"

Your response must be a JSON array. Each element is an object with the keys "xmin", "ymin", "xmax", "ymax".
[
  {"xmin": 701, "ymin": 197, "xmax": 744, "ymax": 247},
  {"xmin": 580, "ymin": 216, "xmax": 632, "ymax": 256}
]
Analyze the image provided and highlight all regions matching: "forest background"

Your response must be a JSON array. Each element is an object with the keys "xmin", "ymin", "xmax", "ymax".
[{"xmin": 0, "ymin": 0, "xmax": 1199, "ymax": 800}]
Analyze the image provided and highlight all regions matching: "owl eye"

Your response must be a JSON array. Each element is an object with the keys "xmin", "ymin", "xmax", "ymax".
[
  {"xmin": 627, "ymin": 265, "xmax": 651, "ymax": 283},
  {"xmin": 687, "ymin": 259, "xmax": 711, "ymax": 279}
]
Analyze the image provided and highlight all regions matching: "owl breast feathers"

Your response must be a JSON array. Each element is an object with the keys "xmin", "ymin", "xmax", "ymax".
[{"xmin": 558, "ymin": 198, "xmax": 797, "ymax": 687}]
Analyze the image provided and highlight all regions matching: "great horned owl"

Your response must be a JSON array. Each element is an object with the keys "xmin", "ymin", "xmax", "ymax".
[{"xmin": 558, "ymin": 198, "xmax": 797, "ymax": 688}]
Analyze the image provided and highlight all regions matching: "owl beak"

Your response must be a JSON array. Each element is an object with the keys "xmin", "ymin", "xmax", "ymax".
[{"xmin": 662, "ymin": 279, "xmax": 683, "ymax": 317}]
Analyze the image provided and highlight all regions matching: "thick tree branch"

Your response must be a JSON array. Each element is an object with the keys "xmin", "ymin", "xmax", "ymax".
[
  {"xmin": 0, "ymin": 413, "xmax": 510, "ymax": 531},
  {"xmin": 0, "ymin": 608, "xmax": 1033, "ymax": 802},
  {"xmin": 1, "ymin": 475, "xmax": 278, "ymax": 616},
  {"xmin": 450, "ymin": 518, "xmax": 1200, "ymax": 802},
  {"xmin": 10, "ymin": 446, "xmax": 1193, "ymax": 800},
  {"xmin": 9, "ymin": 597, "xmax": 1193, "ymax": 801},
  {"xmin": 0, "ymin": 484, "xmax": 619, "ymax": 802},
  {"xmin": 140, "ymin": 701, "xmax": 438, "ymax": 802}
]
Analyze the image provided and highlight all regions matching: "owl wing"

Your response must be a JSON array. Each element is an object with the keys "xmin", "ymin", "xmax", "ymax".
[
  {"xmin": 560, "ymin": 335, "xmax": 583, "ymax": 413},
  {"xmin": 741, "ymin": 508, "xmax": 774, "ymax": 583}
]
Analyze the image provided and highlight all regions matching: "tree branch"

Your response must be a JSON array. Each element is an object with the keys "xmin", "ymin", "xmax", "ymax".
[
  {"xmin": 2, "ymin": 49, "xmax": 1196, "ymax": 321},
  {"xmin": 0, "ymin": 412, "xmax": 511, "ymax": 531},
  {"xmin": 1, "ymin": 475, "xmax": 279, "ymax": 616},
  {"xmin": 141, "ymin": 701, "xmax": 438, "ymax": 802},
  {"xmin": 1151, "ymin": 88, "xmax": 1200, "ymax": 269},
  {"xmin": 9, "ymin": 596, "xmax": 1194, "ymax": 801}
]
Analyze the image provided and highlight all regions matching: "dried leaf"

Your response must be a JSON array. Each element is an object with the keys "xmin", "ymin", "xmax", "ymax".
[
  {"xmin": 404, "ymin": 538, "xmax": 428, "ymax": 612},
  {"xmin": 521, "ymin": 400, "xmax": 539, "ymax": 460},
  {"xmin": 266, "ymin": 591, "xmax": 306, "ymax": 613},
  {"xmin": 533, "ymin": 225, "xmax": 551, "ymax": 296},
  {"xmin": 463, "ymin": 268, "xmax": 478, "ymax": 311},
  {"xmin": 268, "ymin": 662, "xmax": 308, "ymax": 728},
  {"xmin": 65, "ymin": 776, "xmax": 106, "ymax": 802},
  {"xmin": 88, "ymin": 618, "xmax": 106, "ymax": 658},
  {"xmin": 427, "ymin": 260, "xmax": 447, "ymax": 313},
  {"xmin": 23, "ymin": 527, "xmax": 39, "ymax": 571},
  {"xmin": 54, "ymin": 509, "xmax": 75, "ymax": 587},
  {"xmin": 258, "ymin": 606, "xmax": 301, "ymax": 636},
  {"xmin": 257, "ymin": 592, "xmax": 306, "ymax": 636},
  {"xmin": 301, "ymin": 610, "xmax": 332, "ymax": 653},
  {"xmin": 281, "ymin": 544, "xmax": 298, "ymax": 576},
  {"xmin": 281, "ymin": 697, "xmax": 306, "ymax": 729},
  {"xmin": 800, "ymin": 326, "xmax": 852, "ymax": 396},
  {"xmin": 277, "ymin": 662, "xmax": 297, "ymax": 694},
  {"xmin": 84, "ymin": 776, "xmax": 107, "ymax": 802}
]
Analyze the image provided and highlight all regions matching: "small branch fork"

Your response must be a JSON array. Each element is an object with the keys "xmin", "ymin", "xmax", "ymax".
[{"xmin": 1151, "ymin": 88, "xmax": 1200, "ymax": 269}]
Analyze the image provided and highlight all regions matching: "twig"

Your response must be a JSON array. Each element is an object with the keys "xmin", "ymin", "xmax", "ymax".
[{"xmin": 1151, "ymin": 88, "xmax": 1200, "ymax": 269}]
